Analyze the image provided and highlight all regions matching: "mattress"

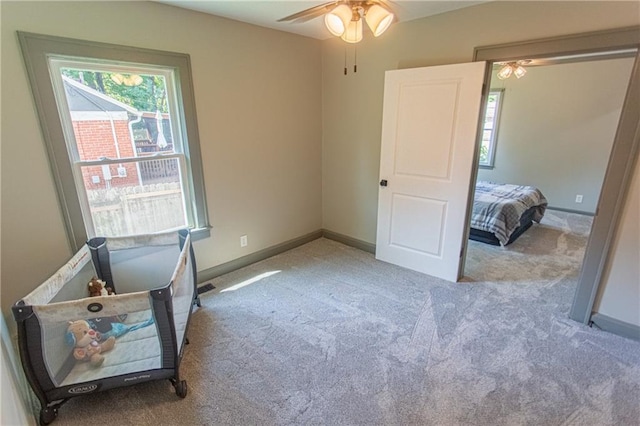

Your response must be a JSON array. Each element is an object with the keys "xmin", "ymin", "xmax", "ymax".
[
  {"xmin": 61, "ymin": 310, "xmax": 160, "ymax": 386},
  {"xmin": 469, "ymin": 206, "xmax": 537, "ymax": 246},
  {"xmin": 470, "ymin": 181, "xmax": 547, "ymax": 245}
]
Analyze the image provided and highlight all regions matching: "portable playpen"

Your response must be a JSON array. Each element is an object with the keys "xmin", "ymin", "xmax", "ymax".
[{"xmin": 12, "ymin": 229, "xmax": 199, "ymax": 425}]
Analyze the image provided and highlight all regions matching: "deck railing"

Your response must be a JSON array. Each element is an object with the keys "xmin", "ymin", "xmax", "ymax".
[{"xmin": 139, "ymin": 158, "xmax": 179, "ymax": 184}]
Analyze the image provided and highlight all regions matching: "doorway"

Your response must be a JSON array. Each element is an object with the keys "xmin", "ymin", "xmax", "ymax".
[
  {"xmin": 469, "ymin": 27, "xmax": 640, "ymax": 325},
  {"xmin": 373, "ymin": 27, "xmax": 639, "ymax": 327},
  {"xmin": 464, "ymin": 53, "xmax": 635, "ymax": 287}
]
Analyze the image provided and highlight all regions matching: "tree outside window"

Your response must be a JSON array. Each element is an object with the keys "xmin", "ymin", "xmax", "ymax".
[{"xmin": 479, "ymin": 90, "xmax": 504, "ymax": 168}]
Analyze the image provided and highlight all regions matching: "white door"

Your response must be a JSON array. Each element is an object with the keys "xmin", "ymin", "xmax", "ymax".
[{"xmin": 376, "ymin": 62, "xmax": 486, "ymax": 282}]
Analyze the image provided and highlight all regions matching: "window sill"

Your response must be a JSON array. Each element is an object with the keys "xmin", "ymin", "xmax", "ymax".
[
  {"xmin": 190, "ymin": 227, "xmax": 211, "ymax": 242},
  {"xmin": 479, "ymin": 164, "xmax": 494, "ymax": 170}
]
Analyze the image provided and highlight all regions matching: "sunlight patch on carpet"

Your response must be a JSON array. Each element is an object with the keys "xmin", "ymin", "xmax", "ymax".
[{"xmin": 220, "ymin": 270, "xmax": 281, "ymax": 293}]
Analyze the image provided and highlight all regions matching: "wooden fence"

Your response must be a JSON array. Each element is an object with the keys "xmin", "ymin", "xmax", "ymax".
[{"xmin": 87, "ymin": 183, "xmax": 186, "ymax": 236}]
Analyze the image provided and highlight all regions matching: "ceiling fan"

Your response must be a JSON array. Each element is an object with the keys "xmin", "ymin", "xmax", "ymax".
[
  {"xmin": 278, "ymin": 1, "xmax": 396, "ymax": 43},
  {"xmin": 495, "ymin": 60, "xmax": 532, "ymax": 80}
]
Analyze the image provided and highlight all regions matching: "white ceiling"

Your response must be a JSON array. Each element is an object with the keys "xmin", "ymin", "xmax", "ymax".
[{"xmin": 155, "ymin": 1, "xmax": 487, "ymax": 40}]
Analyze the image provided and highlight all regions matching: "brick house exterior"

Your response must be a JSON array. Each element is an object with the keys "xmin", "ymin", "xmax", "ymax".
[
  {"xmin": 63, "ymin": 76, "xmax": 174, "ymax": 190},
  {"xmin": 71, "ymin": 115, "xmax": 140, "ymax": 189}
]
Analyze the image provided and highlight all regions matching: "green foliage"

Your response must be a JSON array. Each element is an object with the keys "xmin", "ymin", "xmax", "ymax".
[
  {"xmin": 61, "ymin": 69, "xmax": 168, "ymax": 113},
  {"xmin": 479, "ymin": 144, "xmax": 489, "ymax": 163}
]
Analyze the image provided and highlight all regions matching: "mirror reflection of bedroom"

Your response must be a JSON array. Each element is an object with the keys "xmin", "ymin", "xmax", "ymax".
[{"xmin": 464, "ymin": 50, "xmax": 637, "ymax": 289}]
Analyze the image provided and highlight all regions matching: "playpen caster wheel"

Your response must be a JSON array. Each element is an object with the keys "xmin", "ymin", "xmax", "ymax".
[
  {"xmin": 39, "ymin": 408, "xmax": 57, "ymax": 425},
  {"xmin": 175, "ymin": 380, "xmax": 188, "ymax": 398}
]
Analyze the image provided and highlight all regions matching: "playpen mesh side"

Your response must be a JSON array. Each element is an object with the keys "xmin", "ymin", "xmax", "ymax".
[
  {"xmin": 98, "ymin": 231, "xmax": 184, "ymax": 295},
  {"xmin": 31, "ymin": 291, "xmax": 157, "ymax": 387},
  {"xmin": 17, "ymin": 245, "xmax": 97, "ymax": 381},
  {"xmin": 20, "ymin": 245, "xmax": 94, "ymax": 307},
  {"xmin": 96, "ymin": 229, "xmax": 195, "ymax": 354},
  {"xmin": 60, "ymin": 305, "xmax": 160, "ymax": 387},
  {"xmin": 169, "ymin": 234, "xmax": 194, "ymax": 352}
]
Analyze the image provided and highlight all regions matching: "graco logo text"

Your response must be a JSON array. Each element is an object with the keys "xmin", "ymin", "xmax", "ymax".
[{"xmin": 68, "ymin": 384, "xmax": 98, "ymax": 394}]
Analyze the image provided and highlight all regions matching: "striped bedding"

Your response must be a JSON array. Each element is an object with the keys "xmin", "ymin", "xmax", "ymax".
[{"xmin": 470, "ymin": 181, "xmax": 547, "ymax": 246}]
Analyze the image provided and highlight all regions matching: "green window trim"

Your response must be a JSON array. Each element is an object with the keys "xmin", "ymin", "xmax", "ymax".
[{"xmin": 18, "ymin": 32, "xmax": 210, "ymax": 250}]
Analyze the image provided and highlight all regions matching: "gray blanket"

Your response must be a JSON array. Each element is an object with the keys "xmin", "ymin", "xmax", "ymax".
[{"xmin": 470, "ymin": 181, "xmax": 548, "ymax": 245}]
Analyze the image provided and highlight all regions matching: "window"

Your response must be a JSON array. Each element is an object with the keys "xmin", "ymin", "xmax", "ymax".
[
  {"xmin": 19, "ymin": 32, "xmax": 209, "ymax": 250},
  {"xmin": 50, "ymin": 60, "xmax": 191, "ymax": 237},
  {"xmin": 479, "ymin": 89, "xmax": 504, "ymax": 168}
]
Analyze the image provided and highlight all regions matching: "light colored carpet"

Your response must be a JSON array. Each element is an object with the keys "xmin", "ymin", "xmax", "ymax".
[{"xmin": 55, "ymin": 211, "xmax": 640, "ymax": 425}]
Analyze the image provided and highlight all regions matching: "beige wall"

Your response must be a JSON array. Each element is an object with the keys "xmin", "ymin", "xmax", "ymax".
[
  {"xmin": 2, "ymin": 1, "xmax": 638, "ymax": 421},
  {"xmin": 0, "ymin": 2, "xmax": 638, "ymax": 420},
  {"xmin": 594, "ymin": 153, "xmax": 640, "ymax": 327},
  {"xmin": 1, "ymin": 315, "xmax": 34, "ymax": 425},
  {"xmin": 1, "ymin": 1, "xmax": 638, "ymax": 332},
  {"xmin": 321, "ymin": 1, "xmax": 640, "ymax": 243},
  {"xmin": 1, "ymin": 1, "xmax": 322, "ymax": 316},
  {"xmin": 477, "ymin": 58, "xmax": 634, "ymax": 214}
]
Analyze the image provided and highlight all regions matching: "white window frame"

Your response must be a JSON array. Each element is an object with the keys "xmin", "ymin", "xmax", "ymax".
[
  {"xmin": 18, "ymin": 32, "xmax": 210, "ymax": 250},
  {"xmin": 479, "ymin": 89, "xmax": 504, "ymax": 168}
]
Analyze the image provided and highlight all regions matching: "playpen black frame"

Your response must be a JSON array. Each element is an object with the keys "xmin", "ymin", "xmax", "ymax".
[{"xmin": 12, "ymin": 229, "xmax": 200, "ymax": 425}]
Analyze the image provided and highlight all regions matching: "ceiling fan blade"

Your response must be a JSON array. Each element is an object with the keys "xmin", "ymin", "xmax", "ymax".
[
  {"xmin": 289, "ymin": 9, "xmax": 336, "ymax": 23},
  {"xmin": 277, "ymin": 1, "xmax": 341, "ymax": 23}
]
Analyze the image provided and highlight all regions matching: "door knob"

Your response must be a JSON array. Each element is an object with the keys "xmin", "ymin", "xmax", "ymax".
[{"xmin": 380, "ymin": 180, "xmax": 388, "ymax": 187}]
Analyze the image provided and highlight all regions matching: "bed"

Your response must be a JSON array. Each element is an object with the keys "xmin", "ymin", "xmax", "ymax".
[
  {"xmin": 12, "ymin": 229, "xmax": 199, "ymax": 425},
  {"xmin": 469, "ymin": 181, "xmax": 548, "ymax": 246}
]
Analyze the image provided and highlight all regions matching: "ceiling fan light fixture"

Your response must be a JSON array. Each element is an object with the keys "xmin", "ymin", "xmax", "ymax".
[
  {"xmin": 111, "ymin": 73, "xmax": 125, "ymax": 85},
  {"xmin": 126, "ymin": 74, "xmax": 144, "ymax": 86},
  {"xmin": 514, "ymin": 65, "xmax": 527, "ymax": 79},
  {"xmin": 341, "ymin": 19, "xmax": 363, "ymax": 44},
  {"xmin": 496, "ymin": 60, "xmax": 529, "ymax": 80},
  {"xmin": 496, "ymin": 64, "xmax": 514, "ymax": 80},
  {"xmin": 324, "ymin": 4, "xmax": 352, "ymax": 36},
  {"xmin": 365, "ymin": 5, "xmax": 394, "ymax": 37},
  {"xmin": 111, "ymin": 73, "xmax": 143, "ymax": 86}
]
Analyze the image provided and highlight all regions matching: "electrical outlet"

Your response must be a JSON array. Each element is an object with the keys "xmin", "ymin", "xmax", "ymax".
[
  {"xmin": 575, "ymin": 194, "xmax": 583, "ymax": 203},
  {"xmin": 240, "ymin": 235, "xmax": 248, "ymax": 247}
]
